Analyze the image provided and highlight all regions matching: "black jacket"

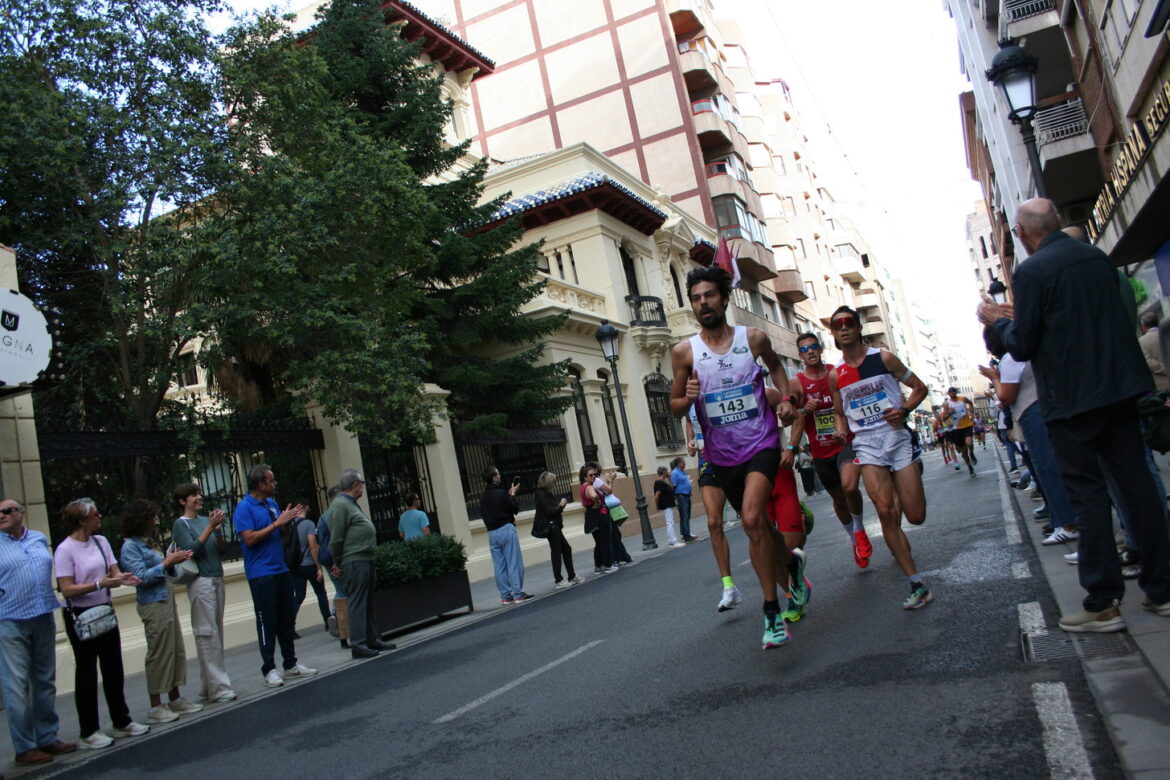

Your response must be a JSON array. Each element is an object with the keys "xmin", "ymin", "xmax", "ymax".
[
  {"xmin": 533, "ymin": 488, "xmax": 565, "ymax": 530},
  {"xmin": 993, "ymin": 230, "xmax": 1152, "ymax": 422},
  {"xmin": 479, "ymin": 485, "xmax": 519, "ymax": 532}
]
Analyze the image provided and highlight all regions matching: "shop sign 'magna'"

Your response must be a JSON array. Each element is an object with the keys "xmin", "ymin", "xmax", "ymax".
[{"xmin": 1089, "ymin": 77, "xmax": 1170, "ymax": 242}]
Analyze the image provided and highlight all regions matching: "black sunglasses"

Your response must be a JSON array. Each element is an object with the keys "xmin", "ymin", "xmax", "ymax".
[{"xmin": 0, "ymin": 507, "xmax": 24, "ymax": 515}]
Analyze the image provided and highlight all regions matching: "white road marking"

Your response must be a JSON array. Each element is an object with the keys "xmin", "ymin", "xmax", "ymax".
[
  {"xmin": 1017, "ymin": 601, "xmax": 1047, "ymax": 636},
  {"xmin": 1032, "ymin": 682, "xmax": 1094, "ymax": 779},
  {"xmin": 433, "ymin": 640, "xmax": 604, "ymax": 723},
  {"xmin": 998, "ymin": 466, "xmax": 1023, "ymax": 545},
  {"xmin": 1012, "ymin": 562, "xmax": 1032, "ymax": 579}
]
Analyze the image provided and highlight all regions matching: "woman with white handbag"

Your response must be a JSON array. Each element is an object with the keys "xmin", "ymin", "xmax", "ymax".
[
  {"xmin": 53, "ymin": 498, "xmax": 146, "ymax": 750},
  {"xmin": 171, "ymin": 483, "xmax": 236, "ymax": 704},
  {"xmin": 119, "ymin": 499, "xmax": 202, "ymax": 726}
]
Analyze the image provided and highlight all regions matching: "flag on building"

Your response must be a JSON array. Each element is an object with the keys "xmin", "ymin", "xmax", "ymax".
[{"xmin": 713, "ymin": 235, "xmax": 741, "ymax": 289}]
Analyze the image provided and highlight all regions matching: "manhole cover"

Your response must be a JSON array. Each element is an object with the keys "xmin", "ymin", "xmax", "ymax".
[{"xmin": 1021, "ymin": 630, "xmax": 1137, "ymax": 662}]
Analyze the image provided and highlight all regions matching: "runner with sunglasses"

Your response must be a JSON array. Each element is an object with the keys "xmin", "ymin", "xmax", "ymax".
[
  {"xmin": 826, "ymin": 306, "xmax": 934, "ymax": 610},
  {"xmin": 671, "ymin": 266, "xmax": 809, "ymax": 649},
  {"xmin": 793, "ymin": 332, "xmax": 872, "ymax": 569}
]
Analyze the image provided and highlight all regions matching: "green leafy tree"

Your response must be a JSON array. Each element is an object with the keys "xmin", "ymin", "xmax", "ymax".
[
  {"xmin": 208, "ymin": 0, "xmax": 571, "ymax": 443},
  {"xmin": 0, "ymin": 0, "xmax": 230, "ymax": 431}
]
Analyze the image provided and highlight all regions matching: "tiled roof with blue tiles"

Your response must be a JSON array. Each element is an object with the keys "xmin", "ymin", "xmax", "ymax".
[
  {"xmin": 492, "ymin": 172, "xmax": 669, "ymax": 221},
  {"xmin": 396, "ymin": 0, "xmax": 495, "ymax": 67}
]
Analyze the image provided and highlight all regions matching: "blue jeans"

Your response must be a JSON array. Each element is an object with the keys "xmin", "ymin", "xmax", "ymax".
[
  {"xmin": 997, "ymin": 429, "xmax": 1018, "ymax": 470},
  {"xmin": 676, "ymin": 494, "xmax": 692, "ymax": 538},
  {"xmin": 1018, "ymin": 404, "xmax": 1076, "ymax": 529},
  {"xmin": 0, "ymin": 613, "xmax": 59, "ymax": 753},
  {"xmin": 488, "ymin": 524, "xmax": 525, "ymax": 599}
]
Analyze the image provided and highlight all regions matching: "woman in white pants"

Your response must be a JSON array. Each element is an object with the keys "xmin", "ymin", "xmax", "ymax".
[{"xmin": 171, "ymin": 484, "xmax": 235, "ymax": 703}]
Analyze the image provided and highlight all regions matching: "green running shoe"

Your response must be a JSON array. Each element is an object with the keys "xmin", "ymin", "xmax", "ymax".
[
  {"xmin": 762, "ymin": 611, "xmax": 790, "ymax": 649},
  {"xmin": 801, "ymin": 502, "xmax": 815, "ymax": 535},
  {"xmin": 781, "ymin": 595, "xmax": 805, "ymax": 623},
  {"xmin": 902, "ymin": 583, "xmax": 934, "ymax": 610},
  {"xmin": 788, "ymin": 548, "xmax": 811, "ymax": 610}
]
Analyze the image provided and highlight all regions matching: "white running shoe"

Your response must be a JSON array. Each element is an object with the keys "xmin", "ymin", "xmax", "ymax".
[
  {"xmin": 1064, "ymin": 551, "xmax": 1079, "ymax": 564},
  {"xmin": 168, "ymin": 697, "xmax": 204, "ymax": 714},
  {"xmin": 264, "ymin": 669, "xmax": 284, "ymax": 688},
  {"xmin": 718, "ymin": 585, "xmax": 743, "ymax": 612},
  {"xmin": 1042, "ymin": 528, "xmax": 1078, "ymax": 545},
  {"xmin": 283, "ymin": 663, "xmax": 318, "ymax": 680},
  {"xmin": 669, "ymin": 541, "xmax": 687, "ymax": 549}
]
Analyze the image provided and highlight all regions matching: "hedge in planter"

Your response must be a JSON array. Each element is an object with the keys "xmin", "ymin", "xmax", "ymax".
[
  {"xmin": 372, "ymin": 535, "xmax": 473, "ymax": 632},
  {"xmin": 374, "ymin": 534, "xmax": 468, "ymax": 589}
]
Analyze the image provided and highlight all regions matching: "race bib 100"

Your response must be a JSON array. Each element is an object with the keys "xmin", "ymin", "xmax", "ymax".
[
  {"xmin": 703, "ymin": 384, "xmax": 759, "ymax": 426},
  {"xmin": 814, "ymin": 410, "xmax": 836, "ymax": 437}
]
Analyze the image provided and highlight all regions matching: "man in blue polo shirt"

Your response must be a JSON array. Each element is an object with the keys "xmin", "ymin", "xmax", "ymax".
[
  {"xmin": 233, "ymin": 464, "xmax": 318, "ymax": 688},
  {"xmin": 670, "ymin": 457, "xmax": 697, "ymax": 542}
]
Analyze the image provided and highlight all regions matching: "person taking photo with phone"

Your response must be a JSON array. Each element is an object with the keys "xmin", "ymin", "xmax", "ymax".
[{"xmin": 480, "ymin": 467, "xmax": 532, "ymax": 605}]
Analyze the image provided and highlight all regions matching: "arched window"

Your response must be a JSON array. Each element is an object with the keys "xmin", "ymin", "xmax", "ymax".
[
  {"xmin": 644, "ymin": 373, "xmax": 683, "ymax": 448},
  {"xmin": 670, "ymin": 264, "xmax": 684, "ymax": 309},
  {"xmin": 597, "ymin": 369, "xmax": 627, "ymax": 472},
  {"xmin": 568, "ymin": 368, "xmax": 598, "ymax": 464}
]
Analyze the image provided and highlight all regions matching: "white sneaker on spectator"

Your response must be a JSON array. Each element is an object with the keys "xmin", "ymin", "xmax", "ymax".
[
  {"xmin": 283, "ymin": 663, "xmax": 318, "ymax": 680},
  {"xmin": 111, "ymin": 721, "xmax": 149, "ymax": 738},
  {"xmin": 168, "ymin": 697, "xmax": 203, "ymax": 714},
  {"xmin": 1063, "ymin": 551, "xmax": 1079, "ymax": 564},
  {"xmin": 147, "ymin": 705, "xmax": 179, "ymax": 724},
  {"xmin": 264, "ymin": 670, "xmax": 284, "ymax": 688},
  {"xmin": 212, "ymin": 690, "xmax": 238, "ymax": 703},
  {"xmin": 1042, "ymin": 528, "xmax": 1078, "ymax": 545},
  {"xmin": 79, "ymin": 732, "xmax": 114, "ymax": 749}
]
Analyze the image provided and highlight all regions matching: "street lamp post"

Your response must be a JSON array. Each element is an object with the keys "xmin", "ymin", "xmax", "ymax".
[
  {"xmin": 985, "ymin": 44, "xmax": 1047, "ymax": 198},
  {"xmin": 988, "ymin": 278, "xmax": 1008, "ymax": 304},
  {"xmin": 595, "ymin": 319, "xmax": 658, "ymax": 550}
]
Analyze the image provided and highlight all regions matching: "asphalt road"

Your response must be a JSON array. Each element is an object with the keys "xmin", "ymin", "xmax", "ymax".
[{"xmin": 44, "ymin": 451, "xmax": 1122, "ymax": 779}]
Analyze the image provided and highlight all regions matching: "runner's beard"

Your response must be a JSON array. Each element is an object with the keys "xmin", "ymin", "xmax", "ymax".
[{"xmin": 699, "ymin": 309, "xmax": 726, "ymax": 330}]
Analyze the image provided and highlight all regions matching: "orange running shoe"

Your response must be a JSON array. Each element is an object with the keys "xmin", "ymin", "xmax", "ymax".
[{"xmin": 852, "ymin": 529, "xmax": 873, "ymax": 568}]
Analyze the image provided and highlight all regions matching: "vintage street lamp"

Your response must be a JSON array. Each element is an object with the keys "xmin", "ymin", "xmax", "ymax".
[
  {"xmin": 988, "ymin": 278, "xmax": 1008, "ymax": 305},
  {"xmin": 594, "ymin": 319, "xmax": 657, "ymax": 550},
  {"xmin": 986, "ymin": 44, "xmax": 1047, "ymax": 198}
]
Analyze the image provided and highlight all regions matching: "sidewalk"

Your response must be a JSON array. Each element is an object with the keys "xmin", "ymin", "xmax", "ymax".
[
  {"xmin": 1, "ymin": 523, "xmax": 699, "ymax": 777},
  {"xmin": 999, "ymin": 446, "xmax": 1170, "ymax": 776}
]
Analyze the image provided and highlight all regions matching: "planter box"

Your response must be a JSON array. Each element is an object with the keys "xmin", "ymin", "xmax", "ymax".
[{"xmin": 372, "ymin": 570, "xmax": 474, "ymax": 635}]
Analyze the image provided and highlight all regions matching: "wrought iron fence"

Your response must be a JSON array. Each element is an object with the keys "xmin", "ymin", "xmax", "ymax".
[
  {"xmin": 38, "ymin": 418, "xmax": 326, "ymax": 556},
  {"xmin": 357, "ymin": 435, "xmax": 436, "ymax": 545},
  {"xmin": 455, "ymin": 424, "xmax": 575, "ymax": 521},
  {"xmin": 1035, "ymin": 98, "xmax": 1089, "ymax": 147}
]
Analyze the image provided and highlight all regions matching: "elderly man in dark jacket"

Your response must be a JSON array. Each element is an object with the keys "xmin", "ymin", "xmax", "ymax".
[
  {"xmin": 479, "ymin": 467, "xmax": 531, "ymax": 605},
  {"xmin": 978, "ymin": 198, "xmax": 1170, "ymax": 632}
]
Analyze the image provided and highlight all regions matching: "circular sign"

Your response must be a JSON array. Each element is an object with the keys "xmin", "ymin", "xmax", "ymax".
[{"xmin": 0, "ymin": 289, "xmax": 52, "ymax": 386}]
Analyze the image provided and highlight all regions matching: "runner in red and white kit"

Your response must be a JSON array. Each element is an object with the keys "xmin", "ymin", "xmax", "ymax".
[
  {"xmin": 827, "ymin": 306, "xmax": 934, "ymax": 610},
  {"xmin": 793, "ymin": 332, "xmax": 872, "ymax": 569}
]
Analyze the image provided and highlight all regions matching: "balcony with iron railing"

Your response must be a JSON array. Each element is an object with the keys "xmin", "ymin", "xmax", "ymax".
[
  {"xmin": 1034, "ymin": 97, "xmax": 1101, "ymax": 203},
  {"xmin": 625, "ymin": 295, "xmax": 667, "ymax": 327},
  {"xmin": 999, "ymin": 0, "xmax": 1056, "ymax": 38},
  {"xmin": 1035, "ymin": 98, "xmax": 1089, "ymax": 148}
]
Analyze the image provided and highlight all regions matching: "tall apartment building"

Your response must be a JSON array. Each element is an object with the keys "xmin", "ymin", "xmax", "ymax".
[
  {"xmin": 948, "ymin": 0, "xmax": 1170, "ymax": 319},
  {"xmin": 965, "ymin": 199, "xmax": 1008, "ymax": 299},
  {"xmin": 390, "ymin": 0, "xmax": 907, "ymax": 370}
]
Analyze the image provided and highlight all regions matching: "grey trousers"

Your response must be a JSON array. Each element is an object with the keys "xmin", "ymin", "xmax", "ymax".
[
  {"xmin": 187, "ymin": 576, "xmax": 232, "ymax": 700},
  {"xmin": 342, "ymin": 560, "xmax": 379, "ymax": 650}
]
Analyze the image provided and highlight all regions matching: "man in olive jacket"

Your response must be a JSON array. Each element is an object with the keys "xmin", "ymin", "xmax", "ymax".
[
  {"xmin": 978, "ymin": 198, "xmax": 1170, "ymax": 633},
  {"xmin": 329, "ymin": 469, "xmax": 393, "ymax": 659}
]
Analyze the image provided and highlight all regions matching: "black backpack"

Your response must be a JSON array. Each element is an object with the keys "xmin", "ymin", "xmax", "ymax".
[{"xmin": 282, "ymin": 518, "xmax": 305, "ymax": 570}]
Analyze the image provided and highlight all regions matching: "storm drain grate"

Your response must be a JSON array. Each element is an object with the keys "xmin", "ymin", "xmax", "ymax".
[{"xmin": 1021, "ymin": 629, "xmax": 1137, "ymax": 663}]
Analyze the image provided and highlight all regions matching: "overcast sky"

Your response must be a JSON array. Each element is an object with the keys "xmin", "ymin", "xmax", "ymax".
[{"xmin": 725, "ymin": 0, "xmax": 987, "ymax": 357}]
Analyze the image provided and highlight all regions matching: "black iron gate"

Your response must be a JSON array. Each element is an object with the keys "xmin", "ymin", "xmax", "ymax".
[
  {"xmin": 357, "ymin": 436, "xmax": 436, "ymax": 544},
  {"xmin": 38, "ymin": 419, "xmax": 326, "ymax": 556},
  {"xmin": 455, "ymin": 424, "xmax": 574, "ymax": 520}
]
